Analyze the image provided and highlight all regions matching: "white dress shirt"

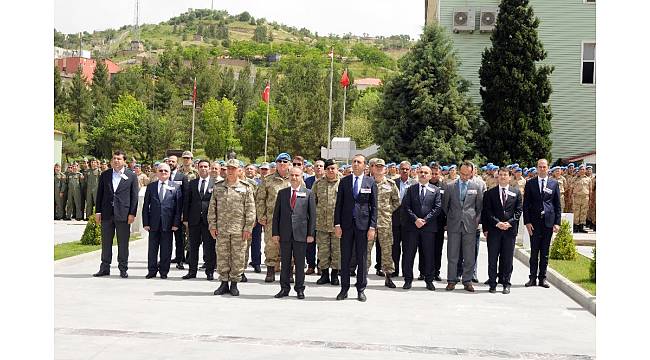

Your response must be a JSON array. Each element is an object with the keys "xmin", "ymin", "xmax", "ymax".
[
  {"xmin": 537, "ymin": 176, "xmax": 549, "ymax": 193},
  {"xmin": 112, "ymin": 167, "xmax": 125, "ymax": 192},
  {"xmin": 158, "ymin": 180, "xmax": 168, "ymax": 201},
  {"xmin": 197, "ymin": 176, "xmax": 210, "ymax": 195}
]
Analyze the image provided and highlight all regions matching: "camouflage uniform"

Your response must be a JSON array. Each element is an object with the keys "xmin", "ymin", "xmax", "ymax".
[
  {"xmin": 553, "ymin": 175, "xmax": 566, "ymax": 212},
  {"xmin": 256, "ymin": 172, "xmax": 290, "ymax": 268},
  {"xmin": 179, "ymin": 164, "xmax": 199, "ymax": 182},
  {"xmin": 54, "ymin": 170, "xmax": 66, "ymax": 219},
  {"xmin": 137, "ymin": 173, "xmax": 150, "ymax": 189},
  {"xmin": 312, "ymin": 175, "xmax": 341, "ymax": 270},
  {"xmin": 510, "ymin": 177, "xmax": 527, "ymax": 199},
  {"xmin": 207, "ymin": 179, "xmax": 256, "ymax": 283},
  {"xmin": 367, "ymin": 177, "xmax": 400, "ymax": 273},
  {"xmin": 485, "ymin": 174, "xmax": 498, "ymax": 190},
  {"xmin": 84, "ymin": 168, "xmax": 101, "ymax": 216},
  {"xmin": 65, "ymin": 170, "xmax": 84, "ymax": 219},
  {"xmin": 587, "ymin": 175, "xmax": 596, "ymax": 227},
  {"xmin": 565, "ymin": 173, "xmax": 575, "ymax": 212},
  {"xmin": 571, "ymin": 174, "xmax": 592, "ymax": 226}
]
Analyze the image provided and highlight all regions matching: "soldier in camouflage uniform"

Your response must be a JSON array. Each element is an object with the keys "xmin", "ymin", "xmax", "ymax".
[
  {"xmin": 510, "ymin": 168, "xmax": 527, "ymax": 198},
  {"xmin": 84, "ymin": 159, "xmax": 101, "ymax": 219},
  {"xmin": 367, "ymin": 159, "xmax": 401, "ymax": 288},
  {"xmin": 54, "ymin": 163, "xmax": 66, "ymax": 220},
  {"xmin": 134, "ymin": 164, "xmax": 150, "ymax": 189},
  {"xmin": 586, "ymin": 166, "xmax": 596, "ymax": 231},
  {"xmin": 65, "ymin": 163, "xmax": 84, "ymax": 220},
  {"xmin": 179, "ymin": 151, "xmax": 199, "ymax": 181},
  {"xmin": 208, "ymin": 159, "xmax": 256, "ymax": 296},
  {"xmin": 484, "ymin": 165, "xmax": 498, "ymax": 190},
  {"xmin": 313, "ymin": 159, "xmax": 342, "ymax": 285},
  {"xmin": 571, "ymin": 164, "xmax": 592, "ymax": 233},
  {"xmin": 256, "ymin": 153, "xmax": 292, "ymax": 282},
  {"xmin": 564, "ymin": 163, "xmax": 576, "ymax": 213},
  {"xmin": 551, "ymin": 166, "xmax": 566, "ymax": 212}
]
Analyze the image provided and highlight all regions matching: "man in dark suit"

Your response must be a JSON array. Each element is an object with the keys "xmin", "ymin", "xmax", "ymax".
[
  {"xmin": 428, "ymin": 163, "xmax": 447, "ymax": 281},
  {"xmin": 182, "ymin": 159, "xmax": 216, "ymax": 280},
  {"xmin": 167, "ymin": 155, "xmax": 188, "ymax": 269},
  {"xmin": 482, "ymin": 167, "xmax": 522, "ymax": 294},
  {"xmin": 391, "ymin": 161, "xmax": 416, "ymax": 277},
  {"xmin": 93, "ymin": 150, "xmax": 139, "ymax": 278},
  {"xmin": 523, "ymin": 159, "xmax": 561, "ymax": 288},
  {"xmin": 272, "ymin": 167, "xmax": 316, "ymax": 299},
  {"xmin": 142, "ymin": 163, "xmax": 182, "ymax": 279},
  {"xmin": 401, "ymin": 166, "xmax": 442, "ymax": 291},
  {"xmin": 334, "ymin": 154, "xmax": 378, "ymax": 302}
]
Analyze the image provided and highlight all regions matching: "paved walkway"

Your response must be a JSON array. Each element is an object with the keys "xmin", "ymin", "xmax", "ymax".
[
  {"xmin": 54, "ymin": 220, "xmax": 87, "ymax": 245},
  {"xmin": 55, "ymin": 237, "xmax": 595, "ymax": 359}
]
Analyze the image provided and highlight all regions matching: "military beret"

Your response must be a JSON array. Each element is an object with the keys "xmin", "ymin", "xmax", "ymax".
[
  {"xmin": 305, "ymin": 161, "xmax": 313, "ymax": 167},
  {"xmin": 568, "ymin": 163, "xmax": 575, "ymax": 167},
  {"xmin": 506, "ymin": 164, "xmax": 513, "ymax": 169},
  {"xmin": 586, "ymin": 165, "xmax": 592, "ymax": 170},
  {"xmin": 154, "ymin": 161, "xmax": 161, "ymax": 166},
  {"xmin": 578, "ymin": 164, "xmax": 586, "ymax": 169},
  {"xmin": 225, "ymin": 159, "xmax": 240, "ymax": 168},
  {"xmin": 270, "ymin": 162, "xmax": 276, "ymax": 168},
  {"xmin": 512, "ymin": 163, "xmax": 519, "ymax": 168},
  {"xmin": 487, "ymin": 163, "xmax": 494, "ymax": 166},
  {"xmin": 182, "ymin": 150, "xmax": 193, "ymax": 158},
  {"xmin": 324, "ymin": 159, "xmax": 336, "ymax": 168},
  {"xmin": 276, "ymin": 153, "xmax": 291, "ymax": 162},
  {"xmin": 442, "ymin": 166, "xmax": 449, "ymax": 171},
  {"xmin": 515, "ymin": 167, "xmax": 522, "ymax": 173},
  {"xmin": 239, "ymin": 160, "xmax": 245, "ymax": 167},
  {"xmin": 260, "ymin": 162, "xmax": 270, "ymax": 169},
  {"xmin": 481, "ymin": 166, "xmax": 487, "ymax": 171},
  {"xmin": 550, "ymin": 166, "xmax": 559, "ymax": 172},
  {"xmin": 218, "ymin": 160, "xmax": 225, "ymax": 166},
  {"xmin": 449, "ymin": 165, "xmax": 457, "ymax": 170},
  {"xmin": 388, "ymin": 162, "xmax": 396, "ymax": 168}
]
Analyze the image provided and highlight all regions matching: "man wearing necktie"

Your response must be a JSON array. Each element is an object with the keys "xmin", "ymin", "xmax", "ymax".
[
  {"xmin": 334, "ymin": 154, "xmax": 378, "ymax": 302},
  {"xmin": 481, "ymin": 167, "xmax": 522, "ymax": 294},
  {"xmin": 442, "ymin": 162, "xmax": 483, "ymax": 292}
]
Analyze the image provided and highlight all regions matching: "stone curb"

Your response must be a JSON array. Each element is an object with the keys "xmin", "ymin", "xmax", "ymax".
[
  {"xmin": 55, "ymin": 237, "xmax": 144, "ymax": 265},
  {"xmin": 574, "ymin": 239, "xmax": 596, "ymax": 246},
  {"xmin": 514, "ymin": 248, "xmax": 596, "ymax": 315}
]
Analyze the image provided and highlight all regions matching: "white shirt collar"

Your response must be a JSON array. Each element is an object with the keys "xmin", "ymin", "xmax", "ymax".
[{"xmin": 291, "ymin": 185, "xmax": 301, "ymax": 192}]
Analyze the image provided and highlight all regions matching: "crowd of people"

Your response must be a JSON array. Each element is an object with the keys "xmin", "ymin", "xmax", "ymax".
[{"xmin": 54, "ymin": 149, "xmax": 596, "ymax": 300}]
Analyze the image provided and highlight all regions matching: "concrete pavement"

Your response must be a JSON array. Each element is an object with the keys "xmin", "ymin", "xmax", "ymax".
[
  {"xmin": 55, "ymin": 237, "xmax": 595, "ymax": 359},
  {"xmin": 54, "ymin": 220, "xmax": 87, "ymax": 245}
]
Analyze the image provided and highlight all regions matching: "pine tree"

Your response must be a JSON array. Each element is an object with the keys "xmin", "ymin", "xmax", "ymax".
[
  {"xmin": 54, "ymin": 66, "xmax": 66, "ymax": 112},
  {"xmin": 233, "ymin": 64, "xmax": 255, "ymax": 127},
  {"xmin": 478, "ymin": 0, "xmax": 554, "ymax": 164},
  {"xmin": 67, "ymin": 68, "xmax": 94, "ymax": 133},
  {"xmin": 375, "ymin": 24, "xmax": 479, "ymax": 164}
]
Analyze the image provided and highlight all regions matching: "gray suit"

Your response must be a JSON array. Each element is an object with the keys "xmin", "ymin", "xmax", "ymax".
[
  {"xmin": 272, "ymin": 185, "xmax": 316, "ymax": 292},
  {"xmin": 443, "ymin": 178, "xmax": 483, "ymax": 283}
]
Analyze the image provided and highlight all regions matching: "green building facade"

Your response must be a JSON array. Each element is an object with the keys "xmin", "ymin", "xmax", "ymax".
[{"xmin": 429, "ymin": 0, "xmax": 596, "ymax": 160}]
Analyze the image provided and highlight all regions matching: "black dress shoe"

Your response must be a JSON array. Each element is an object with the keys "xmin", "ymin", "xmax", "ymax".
[
  {"xmin": 253, "ymin": 265, "xmax": 261, "ymax": 273},
  {"xmin": 297, "ymin": 291, "xmax": 305, "ymax": 299},
  {"xmin": 214, "ymin": 281, "xmax": 229, "ymax": 295},
  {"xmin": 241, "ymin": 273, "xmax": 248, "ymax": 282},
  {"xmin": 425, "ymin": 282, "xmax": 436, "ymax": 291},
  {"xmin": 182, "ymin": 273, "xmax": 196, "ymax": 280},
  {"xmin": 417, "ymin": 274, "xmax": 424, "ymax": 280},
  {"xmin": 471, "ymin": 278, "xmax": 479, "ymax": 283},
  {"xmin": 274, "ymin": 290, "xmax": 290, "ymax": 298},
  {"xmin": 433, "ymin": 275, "xmax": 442, "ymax": 281},
  {"xmin": 489, "ymin": 286, "xmax": 497, "ymax": 293},
  {"xmin": 357, "ymin": 291, "xmax": 367, "ymax": 302},
  {"xmin": 206, "ymin": 273, "xmax": 214, "ymax": 281},
  {"xmin": 350, "ymin": 269, "xmax": 356, "ymax": 276},
  {"xmin": 176, "ymin": 263, "xmax": 185, "ymax": 270},
  {"xmin": 484, "ymin": 279, "xmax": 491, "ymax": 285},
  {"xmin": 93, "ymin": 270, "xmax": 109, "ymax": 277},
  {"xmin": 525, "ymin": 279, "xmax": 537, "ymax": 287},
  {"xmin": 170, "ymin": 258, "xmax": 178, "ymax": 264},
  {"xmin": 385, "ymin": 276, "xmax": 396, "ymax": 288},
  {"xmin": 402, "ymin": 281, "xmax": 412, "ymax": 290},
  {"xmin": 336, "ymin": 290, "xmax": 348, "ymax": 300},
  {"xmin": 376, "ymin": 270, "xmax": 384, "ymax": 277},
  {"xmin": 145, "ymin": 273, "xmax": 156, "ymax": 279},
  {"xmin": 502, "ymin": 285, "xmax": 511, "ymax": 294},
  {"xmin": 120, "ymin": 271, "xmax": 128, "ymax": 278},
  {"xmin": 199, "ymin": 263, "xmax": 206, "ymax": 269},
  {"xmin": 160, "ymin": 274, "xmax": 168, "ymax": 279},
  {"xmin": 539, "ymin": 279, "xmax": 550, "ymax": 288}
]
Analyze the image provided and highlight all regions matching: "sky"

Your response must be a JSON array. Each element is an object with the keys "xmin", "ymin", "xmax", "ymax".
[{"xmin": 54, "ymin": 0, "xmax": 426, "ymax": 39}]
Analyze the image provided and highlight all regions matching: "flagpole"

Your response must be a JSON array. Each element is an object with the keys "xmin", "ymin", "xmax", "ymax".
[
  {"xmin": 342, "ymin": 71, "xmax": 347, "ymax": 137},
  {"xmin": 264, "ymin": 80, "xmax": 270, "ymax": 162},
  {"xmin": 327, "ymin": 47, "xmax": 334, "ymax": 159},
  {"xmin": 190, "ymin": 76, "xmax": 196, "ymax": 152}
]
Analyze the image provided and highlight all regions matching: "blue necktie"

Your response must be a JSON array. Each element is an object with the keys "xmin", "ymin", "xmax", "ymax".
[
  {"xmin": 460, "ymin": 181, "xmax": 467, "ymax": 202},
  {"xmin": 353, "ymin": 176, "xmax": 359, "ymax": 199}
]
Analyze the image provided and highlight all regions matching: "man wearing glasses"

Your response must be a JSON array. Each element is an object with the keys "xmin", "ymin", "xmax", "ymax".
[{"xmin": 391, "ymin": 161, "xmax": 417, "ymax": 277}]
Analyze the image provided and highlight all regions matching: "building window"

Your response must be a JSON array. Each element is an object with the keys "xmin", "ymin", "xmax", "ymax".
[
  {"xmin": 584, "ymin": 0, "xmax": 596, "ymax": 3},
  {"xmin": 581, "ymin": 42, "xmax": 595, "ymax": 85}
]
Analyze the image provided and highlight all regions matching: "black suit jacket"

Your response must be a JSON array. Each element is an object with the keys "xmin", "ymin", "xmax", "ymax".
[
  {"xmin": 272, "ymin": 186, "xmax": 316, "ymax": 242},
  {"xmin": 481, "ymin": 185, "xmax": 523, "ymax": 236},
  {"xmin": 334, "ymin": 174, "xmax": 378, "ymax": 231},
  {"xmin": 429, "ymin": 178, "xmax": 448, "ymax": 227},
  {"xmin": 401, "ymin": 182, "xmax": 442, "ymax": 233},
  {"xmin": 142, "ymin": 181, "xmax": 182, "ymax": 232},
  {"xmin": 183, "ymin": 177, "xmax": 215, "ymax": 226},
  {"xmin": 95, "ymin": 168, "xmax": 139, "ymax": 222},
  {"xmin": 523, "ymin": 177, "xmax": 562, "ymax": 228}
]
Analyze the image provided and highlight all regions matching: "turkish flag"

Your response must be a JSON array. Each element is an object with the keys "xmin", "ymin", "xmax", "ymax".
[
  {"xmin": 262, "ymin": 83, "xmax": 270, "ymax": 103},
  {"xmin": 340, "ymin": 69, "xmax": 350, "ymax": 88},
  {"xmin": 192, "ymin": 78, "xmax": 197, "ymax": 103}
]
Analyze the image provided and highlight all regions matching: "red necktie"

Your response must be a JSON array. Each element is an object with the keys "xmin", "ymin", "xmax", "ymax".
[{"xmin": 291, "ymin": 189, "xmax": 297, "ymax": 209}]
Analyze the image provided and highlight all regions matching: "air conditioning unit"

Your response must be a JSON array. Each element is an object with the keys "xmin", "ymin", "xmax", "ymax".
[
  {"xmin": 453, "ymin": 8, "xmax": 475, "ymax": 33},
  {"xmin": 479, "ymin": 8, "xmax": 499, "ymax": 32}
]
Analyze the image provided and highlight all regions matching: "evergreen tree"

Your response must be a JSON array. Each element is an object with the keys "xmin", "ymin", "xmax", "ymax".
[
  {"xmin": 90, "ymin": 60, "xmax": 112, "ymax": 121},
  {"xmin": 232, "ymin": 64, "xmax": 255, "ymax": 127},
  {"xmin": 253, "ymin": 25, "xmax": 268, "ymax": 43},
  {"xmin": 201, "ymin": 98, "xmax": 240, "ymax": 159},
  {"xmin": 54, "ymin": 66, "xmax": 66, "ymax": 112},
  {"xmin": 67, "ymin": 68, "xmax": 94, "ymax": 133},
  {"xmin": 375, "ymin": 24, "xmax": 479, "ymax": 164},
  {"xmin": 478, "ymin": 0, "xmax": 554, "ymax": 164},
  {"xmin": 240, "ymin": 101, "xmax": 280, "ymax": 161},
  {"xmin": 218, "ymin": 67, "xmax": 235, "ymax": 100}
]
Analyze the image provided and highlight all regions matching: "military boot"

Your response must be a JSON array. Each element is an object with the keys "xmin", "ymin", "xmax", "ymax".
[
  {"xmin": 265, "ymin": 266, "xmax": 275, "ymax": 282},
  {"xmin": 229, "ymin": 282, "xmax": 239, "ymax": 296},
  {"xmin": 213, "ymin": 281, "xmax": 229, "ymax": 295},
  {"xmin": 316, "ymin": 269, "xmax": 330, "ymax": 285},
  {"xmin": 330, "ymin": 269, "xmax": 340, "ymax": 285}
]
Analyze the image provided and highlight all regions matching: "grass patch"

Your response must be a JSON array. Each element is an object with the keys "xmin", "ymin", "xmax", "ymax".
[
  {"xmin": 549, "ymin": 253, "xmax": 596, "ymax": 295},
  {"xmin": 54, "ymin": 234, "xmax": 141, "ymax": 261}
]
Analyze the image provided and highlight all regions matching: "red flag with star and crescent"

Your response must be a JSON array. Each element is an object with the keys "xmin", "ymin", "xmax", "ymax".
[
  {"xmin": 192, "ymin": 78, "xmax": 197, "ymax": 104},
  {"xmin": 262, "ymin": 83, "xmax": 270, "ymax": 103},
  {"xmin": 340, "ymin": 69, "xmax": 350, "ymax": 88}
]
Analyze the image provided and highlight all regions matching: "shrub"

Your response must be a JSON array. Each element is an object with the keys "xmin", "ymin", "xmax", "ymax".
[
  {"xmin": 80, "ymin": 211, "xmax": 102, "ymax": 245},
  {"xmin": 589, "ymin": 247, "xmax": 596, "ymax": 282},
  {"xmin": 549, "ymin": 220, "xmax": 577, "ymax": 260}
]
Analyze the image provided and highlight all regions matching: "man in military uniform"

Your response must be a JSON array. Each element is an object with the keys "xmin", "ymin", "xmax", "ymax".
[
  {"xmin": 54, "ymin": 163, "xmax": 66, "ymax": 220},
  {"xmin": 313, "ymin": 159, "xmax": 342, "ymax": 285},
  {"xmin": 134, "ymin": 164, "xmax": 150, "ymax": 189},
  {"xmin": 551, "ymin": 166, "xmax": 566, "ymax": 212},
  {"xmin": 564, "ymin": 163, "xmax": 576, "ymax": 213},
  {"xmin": 257, "ymin": 153, "xmax": 292, "ymax": 282},
  {"xmin": 571, "ymin": 164, "xmax": 592, "ymax": 233},
  {"xmin": 179, "ymin": 151, "xmax": 199, "ymax": 181},
  {"xmin": 65, "ymin": 163, "xmax": 84, "ymax": 220},
  {"xmin": 367, "ymin": 159, "xmax": 400, "ymax": 288},
  {"xmin": 208, "ymin": 159, "xmax": 256, "ymax": 296},
  {"xmin": 510, "ymin": 167, "xmax": 527, "ymax": 198},
  {"xmin": 84, "ymin": 159, "xmax": 101, "ymax": 219},
  {"xmin": 586, "ymin": 166, "xmax": 596, "ymax": 231},
  {"xmin": 484, "ymin": 165, "xmax": 498, "ymax": 190},
  {"xmin": 79, "ymin": 159, "xmax": 89, "ymax": 219}
]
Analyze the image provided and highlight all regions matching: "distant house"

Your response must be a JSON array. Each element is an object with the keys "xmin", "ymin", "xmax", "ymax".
[
  {"xmin": 267, "ymin": 53, "xmax": 281, "ymax": 63},
  {"xmin": 193, "ymin": 34, "xmax": 204, "ymax": 42},
  {"xmin": 55, "ymin": 57, "xmax": 120, "ymax": 84},
  {"xmin": 130, "ymin": 40, "xmax": 145, "ymax": 52},
  {"xmin": 353, "ymin": 78, "xmax": 382, "ymax": 90}
]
